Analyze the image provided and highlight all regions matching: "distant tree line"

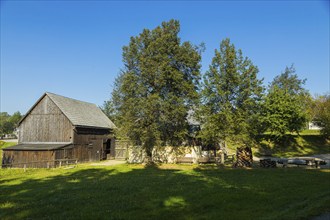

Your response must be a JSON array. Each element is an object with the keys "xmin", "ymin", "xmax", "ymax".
[
  {"xmin": 0, "ymin": 112, "xmax": 22, "ymax": 137},
  {"xmin": 101, "ymin": 20, "xmax": 329, "ymax": 158}
]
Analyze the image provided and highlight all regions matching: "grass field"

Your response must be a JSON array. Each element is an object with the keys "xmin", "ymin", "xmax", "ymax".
[
  {"xmin": 0, "ymin": 141, "xmax": 17, "ymax": 149},
  {"xmin": 255, "ymin": 132, "xmax": 330, "ymax": 157},
  {"xmin": 1, "ymin": 164, "xmax": 329, "ymax": 220}
]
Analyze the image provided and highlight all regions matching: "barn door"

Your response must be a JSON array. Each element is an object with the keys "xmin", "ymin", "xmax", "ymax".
[{"xmin": 102, "ymin": 139, "xmax": 111, "ymax": 160}]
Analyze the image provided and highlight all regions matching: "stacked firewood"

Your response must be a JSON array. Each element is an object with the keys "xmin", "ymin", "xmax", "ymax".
[
  {"xmin": 233, "ymin": 146, "xmax": 253, "ymax": 167},
  {"xmin": 260, "ymin": 159, "xmax": 277, "ymax": 168}
]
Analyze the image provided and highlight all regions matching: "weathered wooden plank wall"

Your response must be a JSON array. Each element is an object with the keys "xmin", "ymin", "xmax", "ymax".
[
  {"xmin": 73, "ymin": 132, "xmax": 108, "ymax": 162},
  {"xmin": 115, "ymin": 140, "xmax": 129, "ymax": 160},
  {"xmin": 55, "ymin": 147, "xmax": 74, "ymax": 160},
  {"xmin": 110, "ymin": 138, "xmax": 116, "ymax": 158},
  {"xmin": 19, "ymin": 96, "xmax": 73, "ymax": 143},
  {"xmin": 2, "ymin": 150, "xmax": 55, "ymax": 168}
]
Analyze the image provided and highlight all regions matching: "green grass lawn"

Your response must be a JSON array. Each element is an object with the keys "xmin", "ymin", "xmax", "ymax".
[
  {"xmin": 1, "ymin": 164, "xmax": 329, "ymax": 220},
  {"xmin": 0, "ymin": 141, "xmax": 17, "ymax": 149},
  {"xmin": 255, "ymin": 131, "xmax": 330, "ymax": 157}
]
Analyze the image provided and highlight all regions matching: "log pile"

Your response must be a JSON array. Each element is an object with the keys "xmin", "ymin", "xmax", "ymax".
[
  {"xmin": 233, "ymin": 146, "xmax": 253, "ymax": 167},
  {"xmin": 260, "ymin": 159, "xmax": 277, "ymax": 168}
]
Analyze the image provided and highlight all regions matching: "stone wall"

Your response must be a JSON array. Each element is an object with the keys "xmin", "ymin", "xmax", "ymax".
[{"xmin": 127, "ymin": 145, "xmax": 202, "ymax": 164}]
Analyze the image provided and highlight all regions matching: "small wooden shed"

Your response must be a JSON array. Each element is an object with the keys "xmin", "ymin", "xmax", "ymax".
[{"xmin": 2, "ymin": 92, "xmax": 116, "ymax": 168}]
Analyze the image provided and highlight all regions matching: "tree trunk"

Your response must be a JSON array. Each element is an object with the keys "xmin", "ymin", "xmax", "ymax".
[{"xmin": 143, "ymin": 145, "xmax": 154, "ymax": 166}]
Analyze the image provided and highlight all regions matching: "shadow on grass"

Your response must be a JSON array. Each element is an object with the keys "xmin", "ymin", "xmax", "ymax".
[
  {"xmin": 0, "ymin": 165, "xmax": 330, "ymax": 220},
  {"xmin": 256, "ymin": 134, "xmax": 330, "ymax": 157}
]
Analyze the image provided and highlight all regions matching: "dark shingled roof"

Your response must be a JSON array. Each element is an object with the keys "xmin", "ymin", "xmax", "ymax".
[
  {"xmin": 3, "ymin": 143, "xmax": 72, "ymax": 151},
  {"xmin": 46, "ymin": 92, "xmax": 116, "ymax": 129},
  {"xmin": 19, "ymin": 92, "xmax": 116, "ymax": 130}
]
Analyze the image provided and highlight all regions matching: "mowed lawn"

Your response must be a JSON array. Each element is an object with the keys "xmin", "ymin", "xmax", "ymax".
[
  {"xmin": 0, "ymin": 164, "xmax": 329, "ymax": 220},
  {"xmin": 255, "ymin": 132, "xmax": 330, "ymax": 158}
]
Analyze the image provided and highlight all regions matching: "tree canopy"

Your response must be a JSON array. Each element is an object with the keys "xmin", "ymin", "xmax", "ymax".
[
  {"xmin": 112, "ymin": 20, "xmax": 202, "ymax": 157},
  {"xmin": 104, "ymin": 20, "xmax": 320, "ymax": 153},
  {"xmin": 261, "ymin": 65, "xmax": 309, "ymax": 137},
  {"xmin": 0, "ymin": 111, "xmax": 22, "ymax": 136},
  {"xmin": 199, "ymin": 38, "xmax": 264, "ymax": 146},
  {"xmin": 100, "ymin": 100, "xmax": 117, "ymax": 123}
]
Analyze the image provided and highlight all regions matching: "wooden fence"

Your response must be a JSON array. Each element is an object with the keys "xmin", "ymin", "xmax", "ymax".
[
  {"xmin": 1, "ymin": 158, "xmax": 78, "ymax": 169},
  {"xmin": 115, "ymin": 140, "xmax": 129, "ymax": 160}
]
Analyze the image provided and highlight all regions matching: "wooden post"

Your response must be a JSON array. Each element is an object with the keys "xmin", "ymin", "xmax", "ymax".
[
  {"xmin": 220, "ymin": 152, "xmax": 225, "ymax": 164},
  {"xmin": 47, "ymin": 162, "xmax": 49, "ymax": 169},
  {"xmin": 24, "ymin": 164, "xmax": 26, "ymax": 172},
  {"xmin": 59, "ymin": 161, "xmax": 62, "ymax": 168}
]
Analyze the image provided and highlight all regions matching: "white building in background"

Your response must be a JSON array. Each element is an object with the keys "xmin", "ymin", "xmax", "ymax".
[{"xmin": 308, "ymin": 122, "xmax": 322, "ymax": 130}]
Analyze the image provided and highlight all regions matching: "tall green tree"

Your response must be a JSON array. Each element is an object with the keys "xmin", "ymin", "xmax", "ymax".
[
  {"xmin": 0, "ymin": 112, "xmax": 11, "ymax": 135},
  {"xmin": 312, "ymin": 94, "xmax": 330, "ymax": 138},
  {"xmin": 0, "ymin": 111, "xmax": 22, "ymax": 135},
  {"xmin": 9, "ymin": 111, "xmax": 22, "ymax": 128},
  {"xmin": 100, "ymin": 100, "xmax": 117, "ymax": 122},
  {"xmin": 261, "ymin": 65, "xmax": 309, "ymax": 137},
  {"xmin": 112, "ymin": 20, "xmax": 201, "ymax": 158},
  {"xmin": 200, "ymin": 38, "xmax": 264, "ymax": 147}
]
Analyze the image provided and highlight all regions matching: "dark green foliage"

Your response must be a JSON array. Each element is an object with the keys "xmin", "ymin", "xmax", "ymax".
[
  {"xmin": 313, "ymin": 94, "xmax": 330, "ymax": 138},
  {"xmin": 0, "ymin": 111, "xmax": 22, "ymax": 136},
  {"xmin": 112, "ymin": 20, "xmax": 201, "ymax": 155},
  {"xmin": 105, "ymin": 22, "xmax": 317, "ymax": 152},
  {"xmin": 0, "ymin": 112, "xmax": 11, "ymax": 135},
  {"xmin": 270, "ymin": 65, "xmax": 307, "ymax": 95},
  {"xmin": 100, "ymin": 100, "xmax": 116, "ymax": 122},
  {"xmin": 200, "ymin": 38, "xmax": 264, "ymax": 145},
  {"xmin": 261, "ymin": 65, "xmax": 309, "ymax": 137}
]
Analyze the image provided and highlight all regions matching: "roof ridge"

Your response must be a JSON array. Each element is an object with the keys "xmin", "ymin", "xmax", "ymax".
[
  {"xmin": 19, "ymin": 92, "xmax": 116, "ymax": 129},
  {"xmin": 46, "ymin": 92, "xmax": 116, "ymax": 129},
  {"xmin": 46, "ymin": 92, "xmax": 96, "ymax": 106}
]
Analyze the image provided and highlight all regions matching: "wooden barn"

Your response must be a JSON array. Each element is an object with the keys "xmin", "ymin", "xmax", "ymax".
[{"xmin": 2, "ymin": 92, "xmax": 116, "ymax": 168}]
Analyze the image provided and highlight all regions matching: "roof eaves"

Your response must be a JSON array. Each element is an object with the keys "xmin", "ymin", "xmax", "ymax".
[
  {"xmin": 74, "ymin": 125, "xmax": 113, "ymax": 130},
  {"xmin": 3, "ymin": 143, "xmax": 72, "ymax": 151}
]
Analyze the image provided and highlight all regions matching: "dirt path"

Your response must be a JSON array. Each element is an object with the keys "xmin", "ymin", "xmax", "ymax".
[{"xmin": 91, "ymin": 160, "xmax": 126, "ymax": 166}]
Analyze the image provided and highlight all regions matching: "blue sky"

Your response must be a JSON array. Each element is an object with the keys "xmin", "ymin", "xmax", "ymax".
[{"xmin": 1, "ymin": 1, "xmax": 329, "ymax": 115}]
